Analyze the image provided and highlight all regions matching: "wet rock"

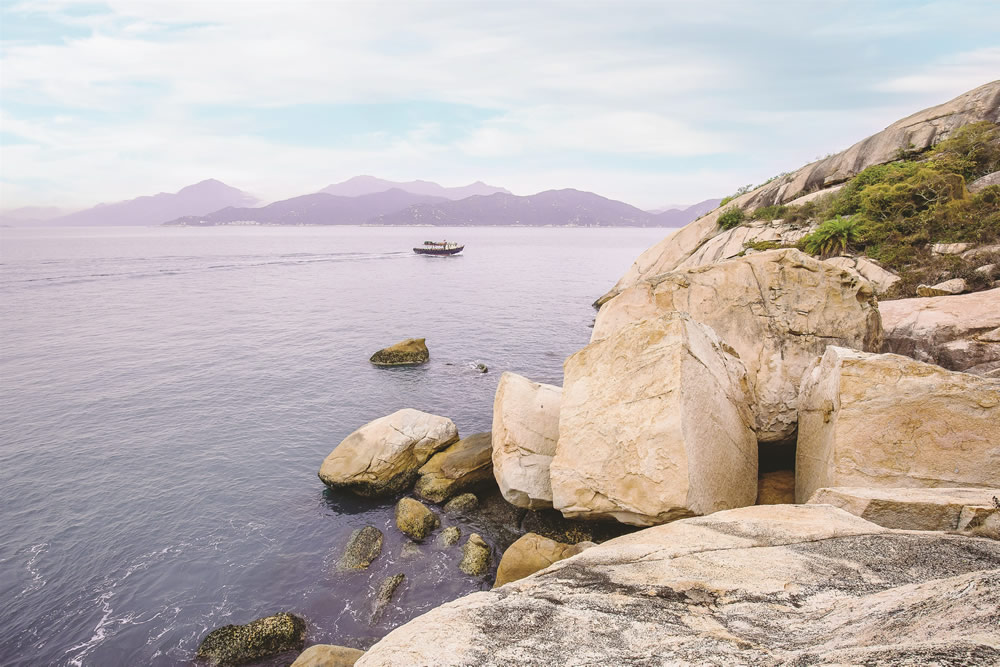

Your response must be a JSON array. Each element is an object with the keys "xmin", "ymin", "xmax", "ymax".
[
  {"xmin": 807, "ymin": 486, "xmax": 1000, "ymax": 532},
  {"xmin": 756, "ymin": 470, "xmax": 796, "ymax": 505},
  {"xmin": 443, "ymin": 493, "xmax": 478, "ymax": 513},
  {"xmin": 395, "ymin": 497, "xmax": 439, "ymax": 542},
  {"xmin": 520, "ymin": 509, "xmax": 633, "ymax": 545},
  {"xmin": 290, "ymin": 644, "xmax": 365, "ymax": 667},
  {"xmin": 338, "ymin": 526, "xmax": 383, "ymax": 570},
  {"xmin": 458, "ymin": 533, "xmax": 491, "ymax": 576},
  {"xmin": 415, "ymin": 432, "xmax": 494, "ymax": 504},
  {"xmin": 197, "ymin": 612, "xmax": 306, "ymax": 666},
  {"xmin": 476, "ymin": 363, "xmax": 488, "ymax": 373},
  {"xmin": 494, "ymin": 533, "xmax": 593, "ymax": 588},
  {"xmin": 369, "ymin": 338, "xmax": 429, "ymax": 366},
  {"xmin": 438, "ymin": 526, "xmax": 461, "ymax": 547},
  {"xmin": 399, "ymin": 542, "xmax": 422, "ymax": 559},
  {"xmin": 370, "ymin": 574, "xmax": 405, "ymax": 625}
]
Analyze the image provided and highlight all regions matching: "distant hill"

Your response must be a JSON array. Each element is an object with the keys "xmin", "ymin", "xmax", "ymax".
[
  {"xmin": 320, "ymin": 175, "xmax": 510, "ymax": 200},
  {"xmin": 652, "ymin": 198, "xmax": 723, "ymax": 226},
  {"xmin": 41, "ymin": 180, "xmax": 258, "ymax": 226},
  {"xmin": 0, "ymin": 206, "xmax": 70, "ymax": 226},
  {"xmin": 371, "ymin": 189, "xmax": 671, "ymax": 227},
  {"xmin": 164, "ymin": 188, "xmax": 449, "ymax": 226}
]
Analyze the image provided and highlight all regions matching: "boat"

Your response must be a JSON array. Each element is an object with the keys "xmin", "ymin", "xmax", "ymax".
[{"xmin": 413, "ymin": 240, "xmax": 464, "ymax": 256}]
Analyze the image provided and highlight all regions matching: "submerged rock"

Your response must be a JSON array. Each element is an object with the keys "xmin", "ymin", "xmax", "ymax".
[
  {"xmin": 395, "ymin": 497, "xmax": 439, "ymax": 541},
  {"xmin": 355, "ymin": 505, "xmax": 1000, "ymax": 666},
  {"xmin": 197, "ymin": 612, "xmax": 306, "ymax": 666},
  {"xmin": 319, "ymin": 409, "xmax": 458, "ymax": 497},
  {"xmin": 338, "ymin": 526, "xmax": 383, "ymax": 570},
  {"xmin": 369, "ymin": 338, "xmax": 429, "ymax": 366},
  {"xmin": 443, "ymin": 493, "xmax": 478, "ymax": 513},
  {"xmin": 438, "ymin": 526, "xmax": 461, "ymax": 547},
  {"xmin": 494, "ymin": 533, "xmax": 592, "ymax": 588},
  {"xmin": 290, "ymin": 644, "xmax": 365, "ymax": 667},
  {"xmin": 458, "ymin": 533, "xmax": 491, "ymax": 576},
  {"xmin": 415, "ymin": 432, "xmax": 494, "ymax": 503},
  {"xmin": 371, "ymin": 574, "xmax": 405, "ymax": 625}
]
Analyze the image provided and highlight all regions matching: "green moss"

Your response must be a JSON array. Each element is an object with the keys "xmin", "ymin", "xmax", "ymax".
[{"xmin": 742, "ymin": 240, "xmax": 785, "ymax": 252}]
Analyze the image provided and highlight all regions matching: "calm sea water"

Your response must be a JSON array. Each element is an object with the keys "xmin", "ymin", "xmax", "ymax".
[{"xmin": 0, "ymin": 225, "xmax": 669, "ymax": 666}]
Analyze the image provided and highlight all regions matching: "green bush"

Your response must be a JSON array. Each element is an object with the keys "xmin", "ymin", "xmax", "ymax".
[
  {"xmin": 800, "ymin": 215, "xmax": 861, "ymax": 257},
  {"xmin": 751, "ymin": 204, "xmax": 790, "ymax": 221},
  {"xmin": 928, "ymin": 121, "xmax": 1000, "ymax": 181},
  {"xmin": 717, "ymin": 206, "xmax": 747, "ymax": 230}
]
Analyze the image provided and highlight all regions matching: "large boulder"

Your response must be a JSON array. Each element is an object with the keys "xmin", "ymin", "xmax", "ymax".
[
  {"xmin": 197, "ymin": 612, "xmax": 306, "ymax": 666},
  {"xmin": 414, "ymin": 432, "xmax": 493, "ymax": 503},
  {"xmin": 550, "ymin": 312, "xmax": 757, "ymax": 526},
  {"xmin": 593, "ymin": 249, "xmax": 883, "ymax": 442},
  {"xmin": 319, "ymin": 409, "xmax": 458, "ymax": 496},
  {"xmin": 808, "ymin": 486, "xmax": 1000, "ymax": 533},
  {"xmin": 355, "ymin": 505, "xmax": 1000, "ymax": 666},
  {"xmin": 369, "ymin": 338, "xmax": 429, "ymax": 366},
  {"xmin": 880, "ymin": 287, "xmax": 1000, "ymax": 377},
  {"xmin": 491, "ymin": 373, "xmax": 561, "ymax": 509},
  {"xmin": 290, "ymin": 644, "xmax": 365, "ymax": 667},
  {"xmin": 796, "ymin": 346, "xmax": 1000, "ymax": 502},
  {"xmin": 493, "ymin": 533, "xmax": 592, "ymax": 588}
]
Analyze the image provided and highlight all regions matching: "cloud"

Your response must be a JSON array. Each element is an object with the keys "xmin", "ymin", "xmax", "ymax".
[{"xmin": 876, "ymin": 47, "xmax": 1000, "ymax": 98}]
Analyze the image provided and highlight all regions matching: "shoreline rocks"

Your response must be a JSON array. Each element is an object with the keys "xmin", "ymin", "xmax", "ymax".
[
  {"xmin": 338, "ymin": 526, "xmax": 383, "ymax": 570},
  {"xmin": 395, "ymin": 498, "xmax": 440, "ymax": 541},
  {"xmin": 371, "ymin": 574, "xmax": 405, "ymax": 625},
  {"xmin": 807, "ymin": 486, "xmax": 1000, "ymax": 533},
  {"xmin": 290, "ymin": 644, "xmax": 364, "ymax": 667},
  {"xmin": 458, "ymin": 533, "xmax": 491, "ymax": 576},
  {"xmin": 197, "ymin": 612, "xmax": 306, "ymax": 666},
  {"xmin": 369, "ymin": 338, "xmax": 429, "ymax": 366},
  {"xmin": 493, "ymin": 533, "xmax": 593, "ymax": 588},
  {"xmin": 415, "ymin": 432, "xmax": 493, "ymax": 503}
]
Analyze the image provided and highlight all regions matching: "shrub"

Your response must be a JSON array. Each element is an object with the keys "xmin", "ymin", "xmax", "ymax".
[
  {"xmin": 800, "ymin": 215, "xmax": 861, "ymax": 257},
  {"xmin": 751, "ymin": 204, "xmax": 790, "ymax": 221},
  {"xmin": 928, "ymin": 121, "xmax": 1000, "ymax": 181},
  {"xmin": 717, "ymin": 206, "xmax": 747, "ymax": 230},
  {"xmin": 742, "ymin": 240, "xmax": 784, "ymax": 252}
]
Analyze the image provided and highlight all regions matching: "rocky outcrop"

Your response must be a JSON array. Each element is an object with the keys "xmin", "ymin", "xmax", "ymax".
[
  {"xmin": 880, "ymin": 287, "xmax": 1000, "ymax": 377},
  {"xmin": 197, "ymin": 612, "xmax": 306, "ymax": 666},
  {"xmin": 395, "ymin": 498, "xmax": 439, "ymax": 541},
  {"xmin": 674, "ymin": 219, "xmax": 807, "ymax": 270},
  {"xmin": 459, "ymin": 533, "xmax": 491, "ymax": 576},
  {"xmin": 596, "ymin": 81, "xmax": 1000, "ymax": 306},
  {"xmin": 808, "ymin": 486, "xmax": 1000, "ymax": 533},
  {"xmin": 796, "ymin": 346, "xmax": 1000, "ymax": 502},
  {"xmin": 369, "ymin": 338, "xmax": 429, "ymax": 366},
  {"xmin": 338, "ymin": 526, "xmax": 383, "ymax": 570},
  {"xmin": 290, "ymin": 644, "xmax": 365, "ymax": 667},
  {"xmin": 415, "ymin": 432, "xmax": 493, "ymax": 503},
  {"xmin": 551, "ymin": 313, "xmax": 757, "ymax": 526},
  {"xmin": 969, "ymin": 170, "xmax": 1000, "ymax": 193},
  {"xmin": 355, "ymin": 504, "xmax": 1000, "ymax": 666},
  {"xmin": 491, "ymin": 373, "xmax": 561, "ymax": 509},
  {"xmin": 493, "ymin": 533, "xmax": 592, "ymax": 587},
  {"xmin": 371, "ymin": 574, "xmax": 405, "ymax": 624},
  {"xmin": 824, "ymin": 255, "xmax": 900, "ymax": 295},
  {"xmin": 319, "ymin": 409, "xmax": 458, "ymax": 497},
  {"xmin": 593, "ymin": 249, "xmax": 883, "ymax": 441},
  {"xmin": 756, "ymin": 470, "xmax": 796, "ymax": 505},
  {"xmin": 917, "ymin": 278, "xmax": 967, "ymax": 296}
]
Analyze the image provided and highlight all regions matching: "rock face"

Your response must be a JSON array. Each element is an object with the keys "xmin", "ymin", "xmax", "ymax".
[
  {"xmin": 197, "ymin": 612, "xmax": 306, "ymax": 666},
  {"xmin": 491, "ymin": 373, "xmax": 561, "ymax": 509},
  {"xmin": 369, "ymin": 338, "xmax": 429, "ymax": 366},
  {"xmin": 395, "ymin": 498, "xmax": 440, "ymax": 541},
  {"xmin": 880, "ymin": 287, "xmax": 1000, "ymax": 377},
  {"xmin": 823, "ymin": 255, "xmax": 900, "ymax": 295},
  {"xmin": 917, "ymin": 277, "xmax": 967, "ymax": 297},
  {"xmin": 290, "ymin": 644, "xmax": 365, "ymax": 667},
  {"xmin": 796, "ymin": 346, "xmax": 1000, "ymax": 503},
  {"xmin": 756, "ymin": 470, "xmax": 796, "ymax": 505},
  {"xmin": 493, "ymin": 533, "xmax": 592, "ymax": 588},
  {"xmin": 338, "ymin": 526, "xmax": 383, "ymax": 570},
  {"xmin": 551, "ymin": 313, "xmax": 757, "ymax": 526},
  {"xmin": 355, "ymin": 505, "xmax": 1000, "ymax": 666},
  {"xmin": 319, "ymin": 409, "xmax": 458, "ymax": 496},
  {"xmin": 593, "ymin": 249, "xmax": 883, "ymax": 442},
  {"xmin": 808, "ymin": 486, "xmax": 1000, "ymax": 533},
  {"xmin": 969, "ymin": 170, "xmax": 1000, "ymax": 193},
  {"xmin": 459, "ymin": 533, "xmax": 491, "ymax": 576},
  {"xmin": 415, "ymin": 432, "xmax": 493, "ymax": 503}
]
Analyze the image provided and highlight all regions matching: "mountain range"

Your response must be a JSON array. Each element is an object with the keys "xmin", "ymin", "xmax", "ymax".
[{"xmin": 319, "ymin": 175, "xmax": 509, "ymax": 200}]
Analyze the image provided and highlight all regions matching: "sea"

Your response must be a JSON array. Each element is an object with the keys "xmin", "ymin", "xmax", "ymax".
[{"xmin": 0, "ymin": 225, "xmax": 670, "ymax": 666}]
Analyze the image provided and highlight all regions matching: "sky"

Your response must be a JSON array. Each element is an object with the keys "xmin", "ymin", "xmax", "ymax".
[{"xmin": 1, "ymin": 0, "xmax": 999, "ymax": 212}]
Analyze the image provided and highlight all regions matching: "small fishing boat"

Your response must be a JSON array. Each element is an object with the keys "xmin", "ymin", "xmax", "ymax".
[{"xmin": 413, "ymin": 240, "xmax": 464, "ymax": 256}]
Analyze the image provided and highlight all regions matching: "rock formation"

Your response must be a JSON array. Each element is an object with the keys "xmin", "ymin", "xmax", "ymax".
[
  {"xmin": 319, "ymin": 409, "xmax": 458, "ymax": 496},
  {"xmin": 551, "ymin": 313, "xmax": 757, "ymax": 526},
  {"xmin": 394, "ymin": 498, "xmax": 439, "ymax": 542},
  {"xmin": 369, "ymin": 338, "xmax": 429, "ymax": 366},
  {"xmin": 338, "ymin": 526, "xmax": 383, "ymax": 570},
  {"xmin": 415, "ymin": 432, "xmax": 493, "ymax": 503},
  {"xmin": 796, "ymin": 346, "xmax": 1000, "ymax": 502},
  {"xmin": 807, "ymin": 486, "xmax": 1000, "ymax": 533},
  {"xmin": 493, "ymin": 533, "xmax": 592, "ymax": 587},
  {"xmin": 197, "ymin": 612, "xmax": 306, "ymax": 666},
  {"xmin": 491, "ymin": 373, "xmax": 561, "ymax": 509}
]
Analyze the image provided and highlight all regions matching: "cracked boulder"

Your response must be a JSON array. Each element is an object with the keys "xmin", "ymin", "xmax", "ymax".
[
  {"xmin": 319, "ymin": 409, "xmax": 459, "ymax": 497},
  {"xmin": 796, "ymin": 346, "xmax": 1000, "ymax": 502},
  {"xmin": 355, "ymin": 504, "xmax": 1000, "ymax": 666},
  {"xmin": 415, "ymin": 432, "xmax": 494, "ymax": 503},
  {"xmin": 593, "ymin": 249, "xmax": 883, "ymax": 442},
  {"xmin": 550, "ymin": 312, "xmax": 757, "ymax": 526}
]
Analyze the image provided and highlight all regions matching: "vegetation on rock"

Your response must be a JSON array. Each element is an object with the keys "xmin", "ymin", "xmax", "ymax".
[
  {"xmin": 196, "ymin": 612, "xmax": 306, "ymax": 666},
  {"xmin": 717, "ymin": 206, "xmax": 746, "ymax": 230}
]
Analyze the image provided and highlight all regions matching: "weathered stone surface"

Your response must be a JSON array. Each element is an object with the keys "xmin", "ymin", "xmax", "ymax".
[
  {"xmin": 796, "ymin": 346, "xmax": 1000, "ymax": 503},
  {"xmin": 756, "ymin": 470, "xmax": 796, "ymax": 505},
  {"xmin": 593, "ymin": 249, "xmax": 883, "ymax": 441},
  {"xmin": 808, "ymin": 486, "xmax": 1000, "ymax": 532},
  {"xmin": 824, "ymin": 255, "xmax": 900, "ymax": 295},
  {"xmin": 969, "ymin": 170, "xmax": 1000, "ymax": 193},
  {"xmin": 443, "ymin": 493, "xmax": 478, "ymax": 513},
  {"xmin": 917, "ymin": 277, "xmax": 967, "ymax": 297},
  {"xmin": 596, "ymin": 82, "xmax": 1000, "ymax": 305},
  {"xmin": 355, "ymin": 504, "xmax": 1000, "ymax": 666},
  {"xmin": 290, "ymin": 644, "xmax": 365, "ymax": 667},
  {"xmin": 438, "ymin": 526, "xmax": 461, "ymax": 547},
  {"xmin": 394, "ymin": 498, "xmax": 439, "ymax": 542},
  {"xmin": 491, "ymin": 372, "xmax": 561, "ymax": 509},
  {"xmin": 551, "ymin": 313, "xmax": 757, "ymax": 526},
  {"xmin": 369, "ymin": 338, "xmax": 429, "ymax": 366},
  {"xmin": 931, "ymin": 242, "xmax": 974, "ymax": 255},
  {"xmin": 880, "ymin": 287, "xmax": 1000, "ymax": 377},
  {"xmin": 319, "ymin": 409, "xmax": 458, "ymax": 497},
  {"xmin": 493, "ymin": 533, "xmax": 592, "ymax": 588},
  {"xmin": 674, "ymin": 219, "xmax": 806, "ymax": 270},
  {"xmin": 959, "ymin": 503, "xmax": 1000, "ymax": 539},
  {"xmin": 338, "ymin": 526, "xmax": 383, "ymax": 570},
  {"xmin": 415, "ymin": 432, "xmax": 493, "ymax": 503},
  {"xmin": 197, "ymin": 612, "xmax": 306, "ymax": 666},
  {"xmin": 459, "ymin": 533, "xmax": 491, "ymax": 576},
  {"xmin": 371, "ymin": 574, "xmax": 405, "ymax": 624}
]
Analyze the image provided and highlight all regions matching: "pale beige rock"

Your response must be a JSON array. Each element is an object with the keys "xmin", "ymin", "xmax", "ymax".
[
  {"xmin": 880, "ymin": 287, "xmax": 1000, "ymax": 377},
  {"xmin": 493, "ymin": 533, "xmax": 593, "ymax": 588},
  {"xmin": 969, "ymin": 170, "xmax": 1000, "ymax": 193},
  {"xmin": 490, "ymin": 373, "xmax": 561, "ymax": 509},
  {"xmin": 593, "ymin": 249, "xmax": 883, "ymax": 441},
  {"xmin": 824, "ymin": 255, "xmax": 900, "ymax": 295},
  {"xmin": 551, "ymin": 313, "xmax": 757, "ymax": 526},
  {"xmin": 414, "ymin": 432, "xmax": 493, "ymax": 503},
  {"xmin": 796, "ymin": 346, "xmax": 1000, "ymax": 503},
  {"xmin": 962, "ymin": 243, "xmax": 1000, "ymax": 261},
  {"xmin": 291, "ymin": 644, "xmax": 365, "ymax": 667},
  {"xmin": 674, "ymin": 219, "xmax": 807, "ymax": 270},
  {"xmin": 596, "ymin": 82, "xmax": 1000, "ymax": 305},
  {"xmin": 808, "ymin": 486, "xmax": 1000, "ymax": 531},
  {"xmin": 917, "ymin": 277, "xmax": 967, "ymax": 296},
  {"xmin": 319, "ymin": 409, "xmax": 458, "ymax": 496},
  {"xmin": 355, "ymin": 504, "xmax": 1000, "ymax": 666},
  {"xmin": 756, "ymin": 470, "xmax": 796, "ymax": 505},
  {"xmin": 931, "ymin": 242, "xmax": 974, "ymax": 255}
]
